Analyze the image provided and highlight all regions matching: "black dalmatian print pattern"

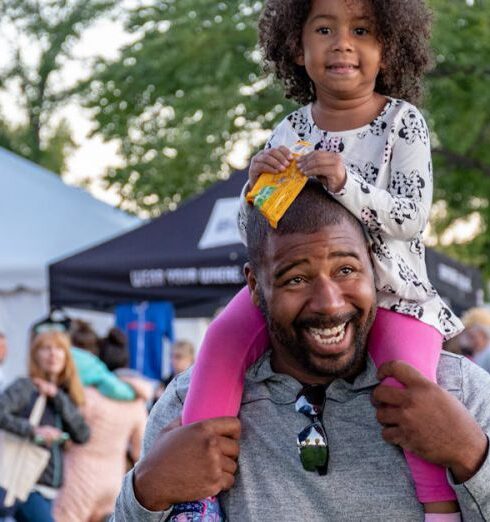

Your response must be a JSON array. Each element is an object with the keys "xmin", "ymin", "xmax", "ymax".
[
  {"xmin": 286, "ymin": 111, "xmax": 312, "ymax": 140},
  {"xmin": 315, "ymin": 135, "xmax": 345, "ymax": 153},
  {"xmin": 239, "ymin": 98, "xmax": 463, "ymax": 339},
  {"xmin": 398, "ymin": 109, "xmax": 429, "ymax": 146}
]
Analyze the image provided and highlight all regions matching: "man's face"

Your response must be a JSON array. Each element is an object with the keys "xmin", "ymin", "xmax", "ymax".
[
  {"xmin": 246, "ymin": 222, "xmax": 376, "ymax": 385},
  {"xmin": 0, "ymin": 336, "xmax": 6, "ymax": 364}
]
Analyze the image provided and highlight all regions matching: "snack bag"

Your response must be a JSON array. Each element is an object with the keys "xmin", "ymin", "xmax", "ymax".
[{"xmin": 246, "ymin": 141, "xmax": 312, "ymax": 228}]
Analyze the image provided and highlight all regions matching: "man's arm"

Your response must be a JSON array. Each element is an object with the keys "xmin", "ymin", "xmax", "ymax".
[
  {"xmin": 112, "ymin": 372, "xmax": 240, "ymax": 520},
  {"xmin": 373, "ymin": 359, "xmax": 490, "ymax": 519}
]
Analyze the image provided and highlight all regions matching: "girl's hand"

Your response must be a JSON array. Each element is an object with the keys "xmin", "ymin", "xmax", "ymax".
[
  {"xmin": 248, "ymin": 146, "xmax": 293, "ymax": 189},
  {"xmin": 32, "ymin": 378, "xmax": 58, "ymax": 398},
  {"xmin": 297, "ymin": 151, "xmax": 347, "ymax": 193}
]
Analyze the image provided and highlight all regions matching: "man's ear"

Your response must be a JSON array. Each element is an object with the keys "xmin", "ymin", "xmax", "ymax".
[{"xmin": 244, "ymin": 262, "xmax": 261, "ymax": 308}]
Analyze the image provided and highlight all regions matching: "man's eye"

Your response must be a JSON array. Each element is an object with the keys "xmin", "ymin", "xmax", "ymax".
[
  {"xmin": 353, "ymin": 27, "xmax": 369, "ymax": 36},
  {"xmin": 338, "ymin": 266, "xmax": 355, "ymax": 276},
  {"xmin": 286, "ymin": 276, "xmax": 305, "ymax": 286}
]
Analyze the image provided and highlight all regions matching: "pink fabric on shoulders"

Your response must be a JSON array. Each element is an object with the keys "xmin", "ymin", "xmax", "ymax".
[
  {"xmin": 182, "ymin": 286, "xmax": 269, "ymax": 424},
  {"xmin": 368, "ymin": 307, "xmax": 456, "ymax": 503}
]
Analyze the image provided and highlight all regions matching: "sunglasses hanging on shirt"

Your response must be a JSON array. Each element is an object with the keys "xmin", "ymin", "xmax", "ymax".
[{"xmin": 295, "ymin": 384, "xmax": 329, "ymax": 476}]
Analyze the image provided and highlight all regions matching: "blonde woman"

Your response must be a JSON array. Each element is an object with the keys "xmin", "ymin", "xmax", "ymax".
[{"xmin": 0, "ymin": 331, "xmax": 90, "ymax": 521}]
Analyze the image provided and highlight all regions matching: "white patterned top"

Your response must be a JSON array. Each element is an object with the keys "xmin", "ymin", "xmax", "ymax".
[{"xmin": 240, "ymin": 98, "xmax": 463, "ymax": 339}]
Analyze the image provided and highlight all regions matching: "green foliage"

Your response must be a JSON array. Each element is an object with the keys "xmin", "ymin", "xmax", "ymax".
[
  {"xmin": 42, "ymin": 118, "xmax": 77, "ymax": 174},
  {"xmin": 85, "ymin": 0, "xmax": 489, "ymax": 280},
  {"xmin": 84, "ymin": 0, "xmax": 293, "ymax": 215},
  {"xmin": 427, "ymin": 0, "xmax": 490, "ymax": 280},
  {"xmin": 3, "ymin": 0, "xmax": 488, "ymax": 282},
  {"xmin": 0, "ymin": 0, "xmax": 116, "ymax": 173}
]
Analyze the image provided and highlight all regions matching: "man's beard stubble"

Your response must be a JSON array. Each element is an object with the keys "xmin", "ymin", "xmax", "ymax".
[{"xmin": 258, "ymin": 289, "xmax": 376, "ymax": 381}]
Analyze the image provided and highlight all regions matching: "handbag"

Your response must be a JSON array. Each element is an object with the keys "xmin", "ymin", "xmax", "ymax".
[{"xmin": 0, "ymin": 394, "xmax": 51, "ymax": 507}]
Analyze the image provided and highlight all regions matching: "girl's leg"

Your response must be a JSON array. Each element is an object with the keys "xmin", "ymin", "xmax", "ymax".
[
  {"xmin": 182, "ymin": 286, "xmax": 269, "ymax": 424},
  {"xmin": 368, "ymin": 308, "xmax": 457, "ymax": 507}
]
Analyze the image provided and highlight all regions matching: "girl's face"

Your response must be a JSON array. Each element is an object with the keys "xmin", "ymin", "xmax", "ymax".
[
  {"xmin": 296, "ymin": 0, "xmax": 382, "ymax": 104},
  {"xmin": 35, "ymin": 342, "xmax": 66, "ymax": 381}
]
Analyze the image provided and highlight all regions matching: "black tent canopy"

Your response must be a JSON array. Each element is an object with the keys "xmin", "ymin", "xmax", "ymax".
[
  {"xmin": 50, "ymin": 170, "xmax": 249, "ymax": 316},
  {"xmin": 49, "ymin": 169, "xmax": 483, "ymax": 317}
]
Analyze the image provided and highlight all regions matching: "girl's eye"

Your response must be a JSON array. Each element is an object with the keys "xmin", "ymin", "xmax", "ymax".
[
  {"xmin": 353, "ymin": 27, "xmax": 369, "ymax": 36},
  {"xmin": 316, "ymin": 27, "xmax": 331, "ymax": 35}
]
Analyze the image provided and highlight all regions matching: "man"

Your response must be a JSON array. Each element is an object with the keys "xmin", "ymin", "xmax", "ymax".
[
  {"xmin": 114, "ymin": 181, "xmax": 490, "ymax": 521},
  {"xmin": 461, "ymin": 308, "xmax": 490, "ymax": 373},
  {"xmin": 0, "ymin": 332, "xmax": 7, "ymax": 391}
]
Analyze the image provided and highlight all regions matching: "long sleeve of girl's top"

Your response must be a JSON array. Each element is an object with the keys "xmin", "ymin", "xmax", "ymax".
[
  {"xmin": 52, "ymin": 389, "xmax": 90, "ymax": 443},
  {"xmin": 0, "ymin": 378, "xmax": 36, "ymax": 439},
  {"xmin": 331, "ymin": 109, "xmax": 433, "ymax": 241}
]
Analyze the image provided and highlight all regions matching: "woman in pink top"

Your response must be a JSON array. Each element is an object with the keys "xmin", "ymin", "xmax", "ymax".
[{"xmin": 54, "ymin": 329, "xmax": 150, "ymax": 522}]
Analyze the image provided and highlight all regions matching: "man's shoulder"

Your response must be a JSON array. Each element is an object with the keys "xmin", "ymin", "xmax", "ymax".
[
  {"xmin": 438, "ymin": 351, "xmax": 490, "ymax": 401},
  {"xmin": 163, "ymin": 367, "xmax": 192, "ymax": 402}
]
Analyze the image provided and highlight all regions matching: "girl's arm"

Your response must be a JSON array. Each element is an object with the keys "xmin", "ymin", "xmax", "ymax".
[
  {"xmin": 0, "ymin": 378, "xmax": 37, "ymax": 439},
  {"xmin": 52, "ymin": 389, "xmax": 90, "ymax": 443},
  {"xmin": 332, "ymin": 107, "xmax": 433, "ymax": 241}
]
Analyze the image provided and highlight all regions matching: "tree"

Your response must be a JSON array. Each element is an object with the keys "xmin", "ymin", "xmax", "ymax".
[
  {"xmin": 0, "ymin": 0, "xmax": 116, "ymax": 173},
  {"xmin": 426, "ymin": 0, "xmax": 490, "ymax": 279},
  {"xmin": 86, "ymin": 0, "xmax": 490, "ymax": 280},
  {"xmin": 84, "ymin": 0, "xmax": 291, "ymax": 214}
]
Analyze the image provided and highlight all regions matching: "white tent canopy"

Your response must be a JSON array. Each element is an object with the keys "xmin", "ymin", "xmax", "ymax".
[{"xmin": 0, "ymin": 146, "xmax": 140, "ymax": 384}]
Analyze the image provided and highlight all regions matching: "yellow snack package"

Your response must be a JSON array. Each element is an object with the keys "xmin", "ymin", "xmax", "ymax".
[{"xmin": 246, "ymin": 140, "xmax": 312, "ymax": 228}]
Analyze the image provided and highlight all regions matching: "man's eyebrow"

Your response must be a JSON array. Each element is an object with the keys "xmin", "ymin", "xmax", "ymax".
[
  {"xmin": 273, "ymin": 259, "xmax": 309, "ymax": 280},
  {"xmin": 328, "ymin": 250, "xmax": 362, "ymax": 261}
]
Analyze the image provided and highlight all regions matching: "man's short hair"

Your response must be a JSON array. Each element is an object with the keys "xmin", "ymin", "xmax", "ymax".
[{"xmin": 246, "ymin": 179, "xmax": 367, "ymax": 270}]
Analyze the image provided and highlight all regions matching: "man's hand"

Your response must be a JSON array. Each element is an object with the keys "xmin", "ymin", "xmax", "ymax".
[
  {"xmin": 373, "ymin": 361, "xmax": 488, "ymax": 483},
  {"xmin": 297, "ymin": 151, "xmax": 346, "ymax": 193},
  {"xmin": 248, "ymin": 146, "xmax": 293, "ymax": 189},
  {"xmin": 133, "ymin": 416, "xmax": 241, "ymax": 512}
]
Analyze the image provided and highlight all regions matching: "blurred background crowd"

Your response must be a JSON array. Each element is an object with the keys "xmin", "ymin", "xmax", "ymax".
[{"xmin": 0, "ymin": 315, "xmax": 195, "ymax": 522}]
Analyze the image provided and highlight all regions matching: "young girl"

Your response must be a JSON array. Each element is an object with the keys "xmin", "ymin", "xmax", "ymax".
[
  {"xmin": 0, "ymin": 331, "xmax": 89, "ymax": 521},
  {"xmin": 180, "ymin": 0, "xmax": 464, "ymax": 519}
]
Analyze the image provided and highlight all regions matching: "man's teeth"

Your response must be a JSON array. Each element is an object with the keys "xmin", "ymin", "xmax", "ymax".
[{"xmin": 308, "ymin": 323, "xmax": 347, "ymax": 345}]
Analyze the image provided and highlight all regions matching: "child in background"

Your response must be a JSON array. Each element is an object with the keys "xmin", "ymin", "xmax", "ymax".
[{"xmin": 180, "ymin": 0, "xmax": 464, "ymax": 520}]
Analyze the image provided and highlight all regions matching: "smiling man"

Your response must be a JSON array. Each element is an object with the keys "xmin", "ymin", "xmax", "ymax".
[
  {"xmin": 113, "ymin": 181, "xmax": 490, "ymax": 521},
  {"xmin": 246, "ymin": 190, "xmax": 376, "ymax": 386}
]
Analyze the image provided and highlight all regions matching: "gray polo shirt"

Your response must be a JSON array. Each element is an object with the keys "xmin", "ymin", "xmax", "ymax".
[{"xmin": 113, "ymin": 352, "xmax": 490, "ymax": 521}]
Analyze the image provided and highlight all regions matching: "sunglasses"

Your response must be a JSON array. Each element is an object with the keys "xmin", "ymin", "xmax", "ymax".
[{"xmin": 295, "ymin": 384, "xmax": 329, "ymax": 476}]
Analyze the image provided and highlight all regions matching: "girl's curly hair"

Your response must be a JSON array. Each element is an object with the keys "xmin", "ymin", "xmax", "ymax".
[{"xmin": 258, "ymin": 0, "xmax": 433, "ymax": 105}]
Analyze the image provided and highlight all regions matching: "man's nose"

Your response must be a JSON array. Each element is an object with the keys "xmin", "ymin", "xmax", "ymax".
[{"xmin": 308, "ymin": 276, "xmax": 346, "ymax": 314}]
